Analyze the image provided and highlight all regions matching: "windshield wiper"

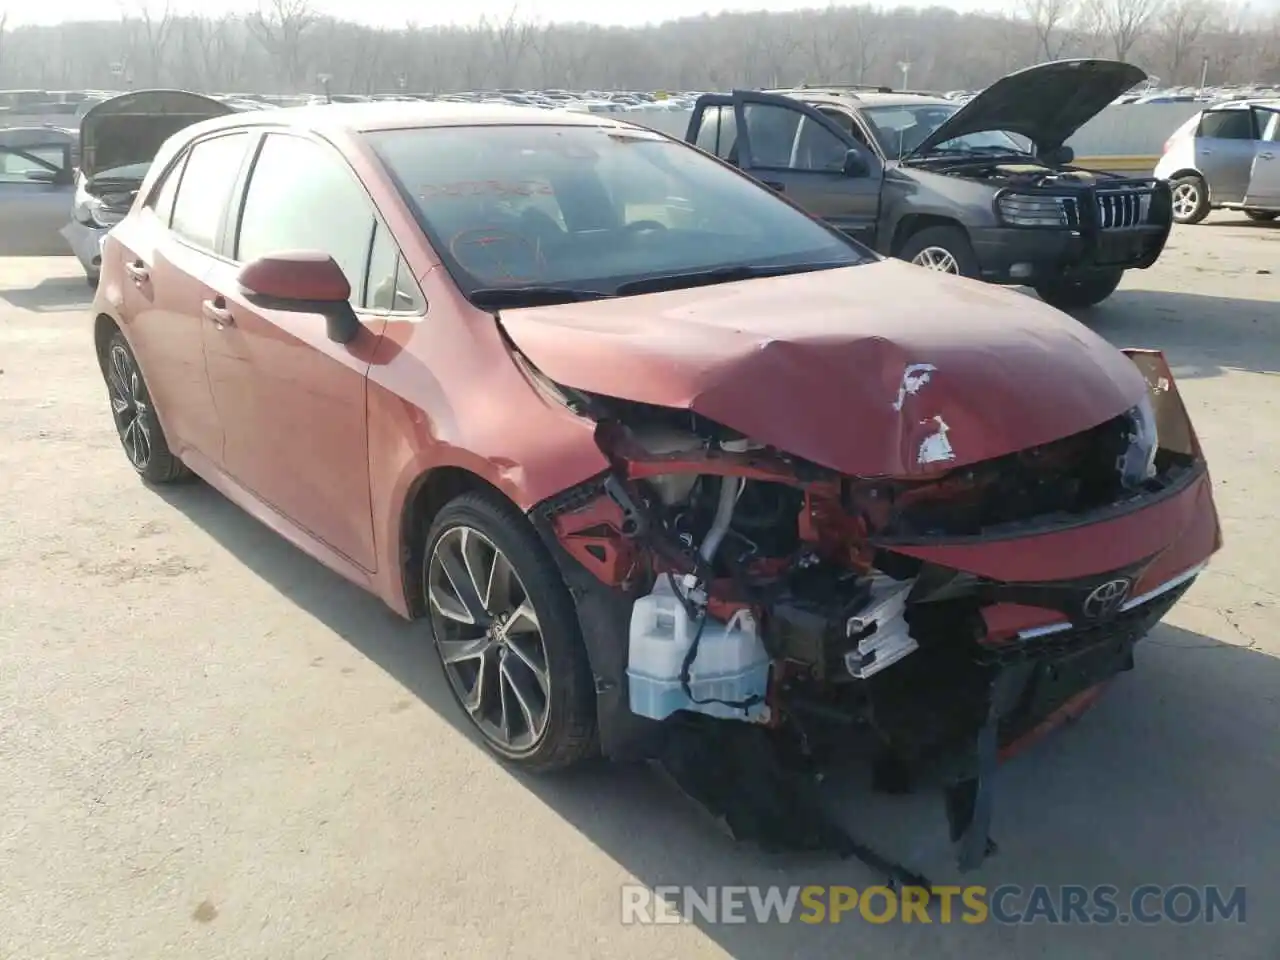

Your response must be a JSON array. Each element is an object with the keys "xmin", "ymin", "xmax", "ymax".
[
  {"xmin": 614, "ymin": 261, "xmax": 848, "ymax": 296},
  {"xmin": 468, "ymin": 285, "xmax": 615, "ymax": 309}
]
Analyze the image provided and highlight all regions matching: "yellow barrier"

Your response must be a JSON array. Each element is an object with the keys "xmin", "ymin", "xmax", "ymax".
[{"xmin": 1076, "ymin": 155, "xmax": 1160, "ymax": 173}]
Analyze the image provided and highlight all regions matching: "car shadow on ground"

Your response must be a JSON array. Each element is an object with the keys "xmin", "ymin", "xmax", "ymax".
[
  {"xmin": 1066, "ymin": 288, "xmax": 1280, "ymax": 379},
  {"xmin": 0, "ymin": 275, "xmax": 93, "ymax": 312},
  {"xmin": 157, "ymin": 481, "xmax": 1279, "ymax": 958}
]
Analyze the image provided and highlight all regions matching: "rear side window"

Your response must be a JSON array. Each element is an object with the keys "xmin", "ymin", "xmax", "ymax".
[
  {"xmin": 694, "ymin": 105, "xmax": 737, "ymax": 160},
  {"xmin": 235, "ymin": 133, "xmax": 376, "ymax": 306},
  {"xmin": 1257, "ymin": 109, "xmax": 1280, "ymax": 143},
  {"xmin": 147, "ymin": 155, "xmax": 186, "ymax": 227},
  {"xmin": 1198, "ymin": 110, "xmax": 1256, "ymax": 141},
  {"xmin": 170, "ymin": 133, "xmax": 252, "ymax": 250}
]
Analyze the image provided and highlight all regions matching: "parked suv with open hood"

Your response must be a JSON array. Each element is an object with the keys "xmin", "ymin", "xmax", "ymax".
[
  {"xmin": 62, "ymin": 90, "xmax": 235, "ymax": 284},
  {"xmin": 685, "ymin": 59, "xmax": 1174, "ymax": 309}
]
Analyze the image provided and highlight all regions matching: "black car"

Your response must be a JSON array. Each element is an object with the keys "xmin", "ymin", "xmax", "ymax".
[{"xmin": 685, "ymin": 59, "xmax": 1174, "ymax": 309}]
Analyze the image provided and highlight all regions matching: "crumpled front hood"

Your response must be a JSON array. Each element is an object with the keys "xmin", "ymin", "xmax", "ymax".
[
  {"xmin": 908, "ymin": 59, "xmax": 1147, "ymax": 158},
  {"xmin": 497, "ymin": 260, "xmax": 1149, "ymax": 478}
]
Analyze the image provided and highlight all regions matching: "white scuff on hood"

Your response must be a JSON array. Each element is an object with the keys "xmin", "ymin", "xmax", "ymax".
[
  {"xmin": 917, "ymin": 415, "xmax": 956, "ymax": 465},
  {"xmin": 893, "ymin": 363, "xmax": 938, "ymax": 412}
]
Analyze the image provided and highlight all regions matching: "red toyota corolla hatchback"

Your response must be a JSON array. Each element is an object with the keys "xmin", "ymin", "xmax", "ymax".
[{"xmin": 93, "ymin": 102, "xmax": 1220, "ymax": 874}]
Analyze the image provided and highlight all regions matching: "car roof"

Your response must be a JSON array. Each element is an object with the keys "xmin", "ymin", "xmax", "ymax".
[
  {"xmin": 766, "ymin": 88, "xmax": 953, "ymax": 109},
  {"xmin": 1208, "ymin": 97, "xmax": 1280, "ymax": 110},
  {"xmin": 183, "ymin": 101, "xmax": 633, "ymax": 139}
]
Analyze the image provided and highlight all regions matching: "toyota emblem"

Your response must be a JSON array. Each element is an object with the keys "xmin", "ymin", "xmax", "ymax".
[{"xmin": 1082, "ymin": 578, "xmax": 1131, "ymax": 619}]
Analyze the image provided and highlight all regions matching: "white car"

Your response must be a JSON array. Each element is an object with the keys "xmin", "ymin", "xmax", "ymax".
[
  {"xmin": 62, "ymin": 89, "xmax": 236, "ymax": 284},
  {"xmin": 1154, "ymin": 99, "xmax": 1280, "ymax": 224}
]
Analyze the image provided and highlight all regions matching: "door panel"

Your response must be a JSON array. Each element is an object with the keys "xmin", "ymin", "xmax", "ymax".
[
  {"xmin": 201, "ymin": 131, "xmax": 385, "ymax": 570},
  {"xmin": 202, "ymin": 259, "xmax": 386, "ymax": 570},
  {"xmin": 108, "ymin": 206, "xmax": 225, "ymax": 462},
  {"xmin": 1195, "ymin": 109, "xmax": 1258, "ymax": 204},
  {"xmin": 729, "ymin": 91, "xmax": 882, "ymax": 246},
  {"xmin": 0, "ymin": 142, "xmax": 73, "ymax": 255},
  {"xmin": 1244, "ymin": 109, "xmax": 1280, "ymax": 208}
]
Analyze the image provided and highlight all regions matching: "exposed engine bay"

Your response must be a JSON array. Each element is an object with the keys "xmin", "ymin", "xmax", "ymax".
[
  {"xmin": 955, "ymin": 161, "xmax": 1101, "ymax": 189},
  {"xmin": 525, "ymin": 348, "xmax": 1212, "ymax": 884}
]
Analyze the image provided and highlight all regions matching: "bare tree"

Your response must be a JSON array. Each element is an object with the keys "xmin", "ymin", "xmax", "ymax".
[
  {"xmin": 1, "ymin": 3, "xmax": 1275, "ymax": 96},
  {"xmin": 0, "ymin": 11, "xmax": 8, "ymax": 87},
  {"xmin": 1019, "ymin": 0, "xmax": 1077, "ymax": 59},
  {"xmin": 492, "ymin": 6, "xmax": 534, "ymax": 88},
  {"xmin": 246, "ymin": 0, "xmax": 317, "ymax": 90},
  {"xmin": 119, "ymin": 0, "xmax": 173, "ymax": 86},
  {"xmin": 1155, "ymin": 0, "xmax": 1214, "ymax": 82},
  {"xmin": 1083, "ymin": 0, "xmax": 1166, "ymax": 59}
]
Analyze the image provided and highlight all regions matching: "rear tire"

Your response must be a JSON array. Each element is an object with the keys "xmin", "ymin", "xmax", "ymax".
[
  {"xmin": 1170, "ymin": 175, "xmax": 1210, "ymax": 224},
  {"xmin": 423, "ymin": 490, "xmax": 598, "ymax": 772},
  {"xmin": 896, "ymin": 225, "xmax": 980, "ymax": 279},
  {"xmin": 1244, "ymin": 210, "xmax": 1277, "ymax": 222},
  {"xmin": 101, "ymin": 330, "xmax": 191, "ymax": 484},
  {"xmin": 1034, "ymin": 270, "xmax": 1124, "ymax": 310}
]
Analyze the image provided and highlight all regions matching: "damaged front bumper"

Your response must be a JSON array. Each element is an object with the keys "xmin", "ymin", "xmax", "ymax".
[
  {"xmin": 527, "ymin": 349, "xmax": 1220, "ymax": 880},
  {"xmin": 59, "ymin": 219, "xmax": 108, "ymax": 281}
]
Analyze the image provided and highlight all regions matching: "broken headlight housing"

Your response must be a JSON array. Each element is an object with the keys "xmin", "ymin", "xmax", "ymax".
[
  {"xmin": 1117, "ymin": 392, "xmax": 1159, "ymax": 488},
  {"xmin": 73, "ymin": 177, "xmax": 128, "ymax": 229},
  {"xmin": 996, "ymin": 192, "xmax": 1070, "ymax": 228}
]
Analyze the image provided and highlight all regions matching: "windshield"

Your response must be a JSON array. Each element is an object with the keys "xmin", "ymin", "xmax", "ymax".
[
  {"xmin": 861, "ymin": 104, "xmax": 1028, "ymax": 157},
  {"xmin": 367, "ymin": 123, "xmax": 869, "ymax": 301}
]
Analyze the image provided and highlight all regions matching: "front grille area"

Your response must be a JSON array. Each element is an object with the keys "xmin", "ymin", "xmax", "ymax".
[{"xmin": 1096, "ymin": 189, "xmax": 1152, "ymax": 230}]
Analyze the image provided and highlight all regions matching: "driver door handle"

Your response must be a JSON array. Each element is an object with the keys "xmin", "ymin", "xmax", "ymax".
[
  {"xmin": 202, "ymin": 297, "xmax": 234, "ymax": 326},
  {"xmin": 124, "ymin": 260, "xmax": 149, "ymax": 282},
  {"xmin": 761, "ymin": 180, "xmax": 786, "ymax": 193}
]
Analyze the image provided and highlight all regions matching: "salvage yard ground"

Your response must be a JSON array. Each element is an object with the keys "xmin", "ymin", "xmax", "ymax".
[{"xmin": 1, "ymin": 214, "xmax": 1277, "ymax": 959}]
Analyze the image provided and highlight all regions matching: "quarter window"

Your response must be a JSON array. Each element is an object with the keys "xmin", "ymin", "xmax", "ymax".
[
  {"xmin": 169, "ymin": 133, "xmax": 251, "ymax": 249},
  {"xmin": 236, "ymin": 133, "xmax": 376, "ymax": 306},
  {"xmin": 366, "ymin": 221, "xmax": 425, "ymax": 313}
]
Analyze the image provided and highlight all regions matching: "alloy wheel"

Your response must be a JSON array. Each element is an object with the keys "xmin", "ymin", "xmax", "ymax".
[
  {"xmin": 910, "ymin": 246, "xmax": 960, "ymax": 273},
  {"xmin": 106, "ymin": 343, "xmax": 152, "ymax": 469},
  {"xmin": 427, "ymin": 525, "xmax": 551, "ymax": 753},
  {"xmin": 1171, "ymin": 181, "xmax": 1200, "ymax": 220}
]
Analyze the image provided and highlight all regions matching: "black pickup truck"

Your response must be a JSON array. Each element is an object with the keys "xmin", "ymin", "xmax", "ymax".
[{"xmin": 684, "ymin": 59, "xmax": 1174, "ymax": 309}]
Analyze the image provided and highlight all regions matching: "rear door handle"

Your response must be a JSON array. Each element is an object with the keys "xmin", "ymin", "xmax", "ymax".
[
  {"xmin": 124, "ymin": 260, "xmax": 149, "ymax": 282},
  {"xmin": 1261, "ymin": 151, "xmax": 1276, "ymax": 160},
  {"xmin": 202, "ymin": 297, "xmax": 234, "ymax": 326},
  {"xmin": 761, "ymin": 180, "xmax": 786, "ymax": 193}
]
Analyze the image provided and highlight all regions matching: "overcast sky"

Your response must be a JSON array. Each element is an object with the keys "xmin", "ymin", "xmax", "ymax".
[{"xmin": 16, "ymin": 0, "xmax": 1017, "ymax": 29}]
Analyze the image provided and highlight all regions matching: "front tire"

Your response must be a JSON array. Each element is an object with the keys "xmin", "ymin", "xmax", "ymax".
[
  {"xmin": 1034, "ymin": 270, "xmax": 1124, "ymax": 310},
  {"xmin": 424, "ymin": 490, "xmax": 598, "ymax": 771},
  {"xmin": 897, "ymin": 225, "xmax": 980, "ymax": 279},
  {"xmin": 1170, "ymin": 175, "xmax": 1210, "ymax": 224},
  {"xmin": 101, "ymin": 330, "xmax": 190, "ymax": 483},
  {"xmin": 1244, "ymin": 210, "xmax": 1277, "ymax": 223}
]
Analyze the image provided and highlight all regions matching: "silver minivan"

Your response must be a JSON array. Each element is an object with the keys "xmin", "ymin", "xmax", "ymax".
[{"xmin": 1155, "ymin": 99, "xmax": 1280, "ymax": 223}]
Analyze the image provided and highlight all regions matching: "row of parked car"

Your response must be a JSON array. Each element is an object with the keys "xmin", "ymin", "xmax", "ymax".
[{"xmin": 1, "ymin": 63, "xmax": 1276, "ymax": 297}]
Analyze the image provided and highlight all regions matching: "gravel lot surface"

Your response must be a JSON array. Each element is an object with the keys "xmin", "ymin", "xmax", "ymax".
[{"xmin": 2, "ymin": 214, "xmax": 1276, "ymax": 959}]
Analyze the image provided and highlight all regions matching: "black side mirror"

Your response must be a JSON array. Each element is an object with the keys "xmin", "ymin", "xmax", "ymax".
[
  {"xmin": 1042, "ymin": 145, "xmax": 1075, "ymax": 165},
  {"xmin": 842, "ymin": 148, "xmax": 871, "ymax": 178}
]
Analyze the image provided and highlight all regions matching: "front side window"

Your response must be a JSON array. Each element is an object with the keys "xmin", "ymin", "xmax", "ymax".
[
  {"xmin": 170, "ymin": 133, "xmax": 251, "ymax": 249},
  {"xmin": 0, "ymin": 143, "xmax": 68, "ymax": 183},
  {"xmin": 1255, "ymin": 109, "xmax": 1280, "ymax": 143},
  {"xmin": 861, "ymin": 104, "xmax": 1027, "ymax": 157},
  {"xmin": 367, "ymin": 123, "xmax": 867, "ymax": 300},
  {"xmin": 236, "ymin": 133, "xmax": 375, "ymax": 306},
  {"xmin": 1199, "ymin": 110, "xmax": 1255, "ymax": 141}
]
